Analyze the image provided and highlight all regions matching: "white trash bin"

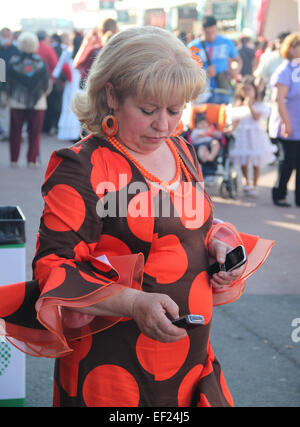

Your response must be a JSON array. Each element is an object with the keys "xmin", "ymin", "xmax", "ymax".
[{"xmin": 0, "ymin": 206, "xmax": 26, "ymax": 407}]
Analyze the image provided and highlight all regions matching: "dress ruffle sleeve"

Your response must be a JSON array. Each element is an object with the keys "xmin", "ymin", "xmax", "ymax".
[
  {"xmin": 0, "ymin": 254, "xmax": 143, "ymax": 358},
  {"xmin": 206, "ymin": 221, "xmax": 274, "ymax": 306},
  {"xmin": 0, "ymin": 145, "xmax": 144, "ymax": 357}
]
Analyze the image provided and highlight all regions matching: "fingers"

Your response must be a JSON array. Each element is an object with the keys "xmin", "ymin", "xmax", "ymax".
[
  {"xmin": 132, "ymin": 293, "xmax": 187, "ymax": 343},
  {"xmin": 211, "ymin": 267, "xmax": 242, "ymax": 290}
]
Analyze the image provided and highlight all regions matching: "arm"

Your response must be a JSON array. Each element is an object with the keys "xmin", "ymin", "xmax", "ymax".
[
  {"xmin": 75, "ymin": 287, "xmax": 187, "ymax": 343},
  {"xmin": 206, "ymin": 220, "xmax": 274, "ymax": 306},
  {"xmin": 273, "ymin": 84, "xmax": 292, "ymax": 137},
  {"xmin": 228, "ymin": 55, "xmax": 242, "ymax": 78},
  {"xmin": 247, "ymin": 101, "xmax": 261, "ymax": 121}
]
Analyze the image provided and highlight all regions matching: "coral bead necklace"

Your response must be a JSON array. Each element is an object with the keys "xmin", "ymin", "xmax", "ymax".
[{"xmin": 107, "ymin": 136, "xmax": 192, "ymax": 193}]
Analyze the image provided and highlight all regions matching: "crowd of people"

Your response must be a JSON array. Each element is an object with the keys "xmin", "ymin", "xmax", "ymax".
[
  {"xmin": 0, "ymin": 15, "xmax": 299, "ymax": 207},
  {"xmin": 0, "ymin": 18, "xmax": 119, "ymax": 164},
  {"xmin": 186, "ymin": 16, "xmax": 300, "ymax": 207}
]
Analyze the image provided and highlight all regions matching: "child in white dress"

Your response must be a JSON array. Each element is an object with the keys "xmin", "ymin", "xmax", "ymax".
[
  {"xmin": 229, "ymin": 76, "xmax": 277, "ymax": 196},
  {"xmin": 52, "ymin": 35, "xmax": 82, "ymax": 142}
]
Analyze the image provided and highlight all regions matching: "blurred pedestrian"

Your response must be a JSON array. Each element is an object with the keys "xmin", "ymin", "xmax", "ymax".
[
  {"xmin": 269, "ymin": 33, "xmax": 300, "ymax": 207},
  {"xmin": 238, "ymin": 36, "xmax": 255, "ymax": 76},
  {"xmin": 6, "ymin": 32, "xmax": 51, "ymax": 167},
  {"xmin": 36, "ymin": 30, "xmax": 58, "ymax": 76},
  {"xmin": 51, "ymin": 33, "xmax": 64, "ymax": 58},
  {"xmin": 230, "ymin": 76, "xmax": 276, "ymax": 197},
  {"xmin": 53, "ymin": 32, "xmax": 83, "ymax": 142},
  {"xmin": 254, "ymin": 32, "xmax": 290, "ymax": 102},
  {"xmin": 188, "ymin": 15, "xmax": 242, "ymax": 105},
  {"xmin": 74, "ymin": 18, "xmax": 119, "ymax": 88},
  {"xmin": 0, "ymin": 27, "xmax": 19, "ymax": 140},
  {"xmin": 36, "ymin": 30, "xmax": 59, "ymax": 135}
]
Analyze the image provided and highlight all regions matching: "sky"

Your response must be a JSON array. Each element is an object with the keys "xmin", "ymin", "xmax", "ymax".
[
  {"xmin": 0, "ymin": 0, "xmax": 185, "ymax": 29},
  {"xmin": 1, "ymin": 0, "xmax": 76, "ymax": 29}
]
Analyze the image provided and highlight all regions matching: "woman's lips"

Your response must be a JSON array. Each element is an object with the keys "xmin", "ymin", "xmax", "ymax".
[{"xmin": 144, "ymin": 136, "xmax": 167, "ymax": 141}]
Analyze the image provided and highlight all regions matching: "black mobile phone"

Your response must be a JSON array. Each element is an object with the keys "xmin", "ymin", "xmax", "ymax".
[
  {"xmin": 172, "ymin": 314, "xmax": 205, "ymax": 328},
  {"xmin": 207, "ymin": 245, "xmax": 247, "ymax": 277}
]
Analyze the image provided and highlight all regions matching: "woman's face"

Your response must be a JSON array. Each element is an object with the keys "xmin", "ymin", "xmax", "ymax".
[
  {"xmin": 290, "ymin": 43, "xmax": 300, "ymax": 59},
  {"xmin": 106, "ymin": 86, "xmax": 184, "ymax": 154}
]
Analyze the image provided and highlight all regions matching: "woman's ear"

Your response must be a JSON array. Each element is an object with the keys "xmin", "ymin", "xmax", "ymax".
[{"xmin": 105, "ymin": 82, "xmax": 117, "ymax": 110}]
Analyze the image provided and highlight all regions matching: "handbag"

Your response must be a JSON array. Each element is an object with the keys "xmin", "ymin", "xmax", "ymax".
[{"xmin": 201, "ymin": 41, "xmax": 232, "ymax": 94}]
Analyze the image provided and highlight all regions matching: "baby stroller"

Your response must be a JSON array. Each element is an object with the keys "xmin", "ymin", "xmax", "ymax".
[{"xmin": 186, "ymin": 104, "xmax": 239, "ymax": 199}]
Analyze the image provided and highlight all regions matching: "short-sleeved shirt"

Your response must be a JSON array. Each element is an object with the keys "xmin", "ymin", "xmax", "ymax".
[
  {"xmin": 269, "ymin": 60, "xmax": 300, "ymax": 140},
  {"xmin": 188, "ymin": 35, "xmax": 238, "ymax": 89}
]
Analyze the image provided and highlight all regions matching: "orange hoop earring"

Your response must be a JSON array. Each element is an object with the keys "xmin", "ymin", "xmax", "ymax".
[
  {"xmin": 171, "ymin": 121, "xmax": 184, "ymax": 137},
  {"xmin": 101, "ymin": 112, "xmax": 118, "ymax": 137}
]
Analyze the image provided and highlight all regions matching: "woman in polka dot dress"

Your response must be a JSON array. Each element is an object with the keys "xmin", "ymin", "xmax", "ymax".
[{"xmin": 0, "ymin": 27, "xmax": 274, "ymax": 407}]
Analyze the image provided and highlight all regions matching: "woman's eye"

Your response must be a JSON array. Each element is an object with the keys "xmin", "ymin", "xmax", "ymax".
[
  {"xmin": 141, "ymin": 109, "xmax": 154, "ymax": 115},
  {"xmin": 168, "ymin": 110, "xmax": 180, "ymax": 116}
]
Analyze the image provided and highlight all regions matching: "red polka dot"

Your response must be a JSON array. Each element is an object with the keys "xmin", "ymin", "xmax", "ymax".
[
  {"xmin": 171, "ymin": 184, "xmax": 211, "ymax": 230},
  {"xmin": 34, "ymin": 254, "xmax": 75, "ymax": 291},
  {"xmin": 127, "ymin": 191, "xmax": 154, "ymax": 242},
  {"xmin": 91, "ymin": 147, "xmax": 132, "ymax": 198},
  {"xmin": 136, "ymin": 334, "xmax": 190, "ymax": 381},
  {"xmin": 188, "ymin": 271, "xmax": 213, "ymax": 325},
  {"xmin": 43, "ymin": 184, "xmax": 86, "ymax": 232},
  {"xmin": 197, "ymin": 393, "xmax": 211, "ymax": 407},
  {"xmin": 144, "ymin": 234, "xmax": 188, "ymax": 284},
  {"xmin": 60, "ymin": 335, "xmax": 92, "ymax": 398},
  {"xmin": 42, "ymin": 266, "xmax": 66, "ymax": 294},
  {"xmin": 78, "ymin": 270, "xmax": 110, "ymax": 285},
  {"xmin": 83, "ymin": 365, "xmax": 140, "ymax": 407},
  {"xmin": 96, "ymin": 235, "xmax": 132, "ymax": 257},
  {"xmin": 178, "ymin": 364, "xmax": 203, "ymax": 407},
  {"xmin": 70, "ymin": 145, "xmax": 82, "ymax": 154},
  {"xmin": 0, "ymin": 282, "xmax": 25, "ymax": 317},
  {"xmin": 73, "ymin": 241, "xmax": 98, "ymax": 262},
  {"xmin": 43, "ymin": 152, "xmax": 62, "ymax": 184}
]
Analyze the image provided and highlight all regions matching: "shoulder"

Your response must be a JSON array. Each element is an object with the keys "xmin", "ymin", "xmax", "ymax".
[
  {"xmin": 45, "ymin": 136, "xmax": 104, "ymax": 176},
  {"xmin": 271, "ymin": 60, "xmax": 292, "ymax": 85},
  {"xmin": 215, "ymin": 35, "xmax": 237, "ymax": 52},
  {"xmin": 215, "ymin": 34, "xmax": 233, "ymax": 45},
  {"xmin": 187, "ymin": 38, "xmax": 201, "ymax": 49}
]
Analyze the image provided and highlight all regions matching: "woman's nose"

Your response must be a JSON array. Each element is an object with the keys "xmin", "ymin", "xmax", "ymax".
[{"xmin": 152, "ymin": 110, "xmax": 169, "ymax": 132}]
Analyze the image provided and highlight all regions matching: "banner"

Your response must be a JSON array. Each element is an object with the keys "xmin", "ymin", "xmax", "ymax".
[{"xmin": 257, "ymin": 0, "xmax": 271, "ymax": 36}]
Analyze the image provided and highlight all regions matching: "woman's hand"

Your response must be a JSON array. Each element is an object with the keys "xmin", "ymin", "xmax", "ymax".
[
  {"xmin": 207, "ymin": 238, "xmax": 244, "ymax": 290},
  {"xmin": 281, "ymin": 121, "xmax": 293, "ymax": 138},
  {"xmin": 130, "ymin": 291, "xmax": 187, "ymax": 343}
]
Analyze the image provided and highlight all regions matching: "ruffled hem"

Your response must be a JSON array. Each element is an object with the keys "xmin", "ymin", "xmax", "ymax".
[
  {"xmin": 206, "ymin": 222, "xmax": 274, "ymax": 306},
  {"xmin": 229, "ymin": 151, "xmax": 276, "ymax": 167},
  {"xmin": 0, "ymin": 253, "xmax": 144, "ymax": 358}
]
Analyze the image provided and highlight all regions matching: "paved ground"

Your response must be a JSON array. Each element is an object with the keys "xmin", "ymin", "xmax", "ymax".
[{"xmin": 0, "ymin": 134, "xmax": 299, "ymax": 407}]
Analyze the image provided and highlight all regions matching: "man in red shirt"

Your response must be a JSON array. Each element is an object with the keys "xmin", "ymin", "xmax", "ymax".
[
  {"xmin": 37, "ymin": 30, "xmax": 57, "ymax": 76},
  {"xmin": 37, "ymin": 30, "xmax": 59, "ymax": 134}
]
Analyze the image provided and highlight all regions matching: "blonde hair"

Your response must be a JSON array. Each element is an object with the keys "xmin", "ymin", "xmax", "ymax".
[
  {"xmin": 280, "ymin": 33, "xmax": 300, "ymax": 60},
  {"xmin": 72, "ymin": 26, "xmax": 206, "ymax": 137},
  {"xmin": 17, "ymin": 32, "xmax": 39, "ymax": 54}
]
